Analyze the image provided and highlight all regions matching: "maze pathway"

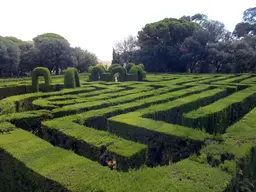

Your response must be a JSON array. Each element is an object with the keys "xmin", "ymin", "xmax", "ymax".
[{"xmin": 0, "ymin": 74, "xmax": 256, "ymax": 192}]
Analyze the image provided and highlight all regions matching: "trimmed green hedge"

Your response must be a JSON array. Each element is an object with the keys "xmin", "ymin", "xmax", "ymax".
[
  {"xmin": 125, "ymin": 63, "xmax": 136, "ymax": 72},
  {"xmin": 183, "ymin": 87, "xmax": 256, "ymax": 134},
  {"xmin": 0, "ymin": 128, "xmax": 231, "ymax": 191},
  {"xmin": 108, "ymin": 63, "xmax": 121, "ymax": 72},
  {"xmin": 138, "ymin": 63, "xmax": 145, "ymax": 71},
  {"xmin": 110, "ymin": 66, "xmax": 127, "ymax": 82},
  {"xmin": 129, "ymin": 66, "xmax": 146, "ymax": 81},
  {"xmin": 64, "ymin": 68, "xmax": 81, "ymax": 88},
  {"xmin": 101, "ymin": 73, "xmax": 111, "ymax": 82},
  {"xmin": 91, "ymin": 65, "xmax": 105, "ymax": 81},
  {"xmin": 42, "ymin": 119, "xmax": 147, "ymax": 171},
  {"xmin": 126, "ymin": 74, "xmax": 138, "ymax": 81},
  {"xmin": 88, "ymin": 65, "xmax": 94, "ymax": 73},
  {"xmin": 31, "ymin": 67, "xmax": 52, "ymax": 92}
]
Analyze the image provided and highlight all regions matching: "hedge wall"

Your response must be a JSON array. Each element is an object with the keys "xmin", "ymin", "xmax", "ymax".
[
  {"xmin": 64, "ymin": 68, "xmax": 81, "ymax": 88},
  {"xmin": 110, "ymin": 66, "xmax": 127, "ymax": 82},
  {"xmin": 31, "ymin": 67, "xmax": 52, "ymax": 92}
]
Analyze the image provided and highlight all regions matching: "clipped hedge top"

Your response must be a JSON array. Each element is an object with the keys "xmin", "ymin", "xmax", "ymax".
[{"xmin": 1, "ymin": 74, "xmax": 256, "ymax": 191}]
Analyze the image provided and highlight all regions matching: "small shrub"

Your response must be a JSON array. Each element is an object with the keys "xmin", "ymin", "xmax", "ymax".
[
  {"xmin": 126, "ymin": 63, "xmax": 136, "ymax": 72},
  {"xmin": 110, "ymin": 66, "xmax": 127, "ymax": 82},
  {"xmin": 32, "ymin": 67, "xmax": 52, "ymax": 92},
  {"xmin": 64, "ymin": 68, "xmax": 80, "ymax": 88}
]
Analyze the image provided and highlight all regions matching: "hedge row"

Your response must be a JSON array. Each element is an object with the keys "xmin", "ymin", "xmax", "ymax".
[
  {"xmin": 107, "ymin": 88, "xmax": 232, "ymax": 142},
  {"xmin": 0, "ymin": 86, "xmax": 97, "ymax": 114},
  {"xmin": 0, "ymin": 128, "xmax": 231, "ymax": 191},
  {"xmin": 42, "ymin": 119, "xmax": 147, "ymax": 171},
  {"xmin": 192, "ymin": 107, "xmax": 256, "ymax": 191},
  {"xmin": 183, "ymin": 87, "xmax": 256, "ymax": 134},
  {"xmin": 64, "ymin": 85, "xmax": 213, "ymax": 133},
  {"xmin": 51, "ymin": 86, "xmax": 148, "ymax": 107},
  {"xmin": 0, "ymin": 83, "xmax": 64, "ymax": 100},
  {"xmin": 33, "ymin": 86, "xmax": 125, "ymax": 109},
  {"xmin": 214, "ymin": 74, "xmax": 253, "ymax": 85},
  {"xmin": 32, "ymin": 82, "xmax": 149, "ymax": 109},
  {"xmin": 52, "ymin": 84, "xmax": 204, "ymax": 117},
  {"xmin": 89, "ymin": 63, "xmax": 146, "ymax": 82}
]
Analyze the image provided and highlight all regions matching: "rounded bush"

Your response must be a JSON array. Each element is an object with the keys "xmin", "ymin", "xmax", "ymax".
[
  {"xmin": 138, "ymin": 63, "xmax": 145, "ymax": 71},
  {"xmin": 110, "ymin": 66, "xmax": 127, "ymax": 82},
  {"xmin": 129, "ymin": 66, "xmax": 146, "ymax": 81},
  {"xmin": 88, "ymin": 66, "xmax": 94, "ymax": 73},
  {"xmin": 64, "ymin": 68, "xmax": 80, "ymax": 88},
  {"xmin": 108, "ymin": 64, "xmax": 121, "ymax": 72},
  {"xmin": 125, "ymin": 63, "xmax": 135, "ymax": 72},
  {"xmin": 96, "ymin": 64, "xmax": 106, "ymax": 72},
  {"xmin": 91, "ymin": 65, "xmax": 105, "ymax": 81},
  {"xmin": 32, "ymin": 67, "xmax": 52, "ymax": 92}
]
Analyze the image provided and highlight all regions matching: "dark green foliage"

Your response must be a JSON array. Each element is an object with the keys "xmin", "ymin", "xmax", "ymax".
[
  {"xmin": 2, "ymin": 74, "xmax": 256, "ymax": 191},
  {"xmin": 101, "ymin": 73, "xmax": 111, "ymax": 82},
  {"xmin": 126, "ymin": 74, "xmax": 138, "ymax": 81},
  {"xmin": 126, "ymin": 63, "xmax": 136, "ymax": 72},
  {"xmin": 90, "ymin": 65, "xmax": 105, "ymax": 81},
  {"xmin": 88, "ymin": 66, "xmax": 93, "ymax": 73},
  {"xmin": 110, "ymin": 66, "xmax": 127, "ymax": 82},
  {"xmin": 73, "ymin": 47, "xmax": 97, "ymax": 72},
  {"xmin": 96, "ymin": 64, "xmax": 106, "ymax": 72},
  {"xmin": 64, "ymin": 68, "xmax": 80, "ymax": 89},
  {"xmin": 33, "ymin": 33, "xmax": 76, "ymax": 75},
  {"xmin": 31, "ymin": 67, "xmax": 52, "ymax": 92},
  {"xmin": 108, "ymin": 64, "xmax": 121, "ymax": 72},
  {"xmin": 129, "ymin": 66, "xmax": 146, "ymax": 81},
  {"xmin": 138, "ymin": 64, "xmax": 145, "ymax": 71},
  {"xmin": 0, "ymin": 122, "xmax": 16, "ymax": 133},
  {"xmin": 0, "ymin": 36, "xmax": 20, "ymax": 77}
]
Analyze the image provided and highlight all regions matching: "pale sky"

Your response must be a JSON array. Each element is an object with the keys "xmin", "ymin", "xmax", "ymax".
[{"xmin": 1, "ymin": 0, "xmax": 255, "ymax": 61}]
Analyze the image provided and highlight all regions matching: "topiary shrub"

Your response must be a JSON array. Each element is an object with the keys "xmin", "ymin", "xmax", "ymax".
[
  {"xmin": 138, "ymin": 63, "xmax": 145, "ymax": 71},
  {"xmin": 126, "ymin": 74, "xmax": 138, "ymax": 81},
  {"xmin": 129, "ymin": 66, "xmax": 146, "ymax": 81},
  {"xmin": 64, "ymin": 68, "xmax": 80, "ymax": 88},
  {"xmin": 91, "ymin": 65, "xmax": 105, "ymax": 81},
  {"xmin": 32, "ymin": 67, "xmax": 52, "ymax": 92},
  {"xmin": 108, "ymin": 64, "xmax": 121, "ymax": 72},
  {"xmin": 96, "ymin": 64, "xmax": 106, "ymax": 72},
  {"xmin": 110, "ymin": 66, "xmax": 127, "ymax": 82},
  {"xmin": 101, "ymin": 73, "xmax": 111, "ymax": 82},
  {"xmin": 88, "ymin": 66, "xmax": 94, "ymax": 73},
  {"xmin": 126, "ymin": 63, "xmax": 136, "ymax": 72}
]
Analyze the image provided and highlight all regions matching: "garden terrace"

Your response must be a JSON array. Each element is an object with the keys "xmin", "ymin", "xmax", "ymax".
[{"xmin": 0, "ymin": 73, "xmax": 256, "ymax": 191}]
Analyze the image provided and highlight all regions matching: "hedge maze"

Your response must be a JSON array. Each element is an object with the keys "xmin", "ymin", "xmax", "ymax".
[{"xmin": 1, "ymin": 73, "xmax": 256, "ymax": 191}]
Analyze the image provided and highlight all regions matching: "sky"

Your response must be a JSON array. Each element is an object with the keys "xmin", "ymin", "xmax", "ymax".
[{"xmin": 0, "ymin": 0, "xmax": 255, "ymax": 61}]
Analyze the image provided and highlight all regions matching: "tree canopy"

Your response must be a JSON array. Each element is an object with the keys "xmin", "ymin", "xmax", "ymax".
[
  {"xmin": 0, "ymin": 33, "xmax": 97, "ymax": 77},
  {"xmin": 113, "ymin": 8, "xmax": 256, "ymax": 74}
]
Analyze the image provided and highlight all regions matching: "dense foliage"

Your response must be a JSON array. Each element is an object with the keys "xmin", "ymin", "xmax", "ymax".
[
  {"xmin": 31, "ymin": 67, "xmax": 52, "ymax": 92},
  {"xmin": 64, "ymin": 68, "xmax": 81, "ymax": 89},
  {"xmin": 0, "ymin": 74, "xmax": 256, "ymax": 191},
  {"xmin": 113, "ymin": 7, "xmax": 256, "ymax": 73},
  {"xmin": 0, "ymin": 33, "xmax": 97, "ymax": 77}
]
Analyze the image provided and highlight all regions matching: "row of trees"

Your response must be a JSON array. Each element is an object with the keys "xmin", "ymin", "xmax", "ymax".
[
  {"xmin": 0, "ymin": 33, "xmax": 97, "ymax": 77},
  {"xmin": 113, "ymin": 7, "xmax": 256, "ymax": 73}
]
